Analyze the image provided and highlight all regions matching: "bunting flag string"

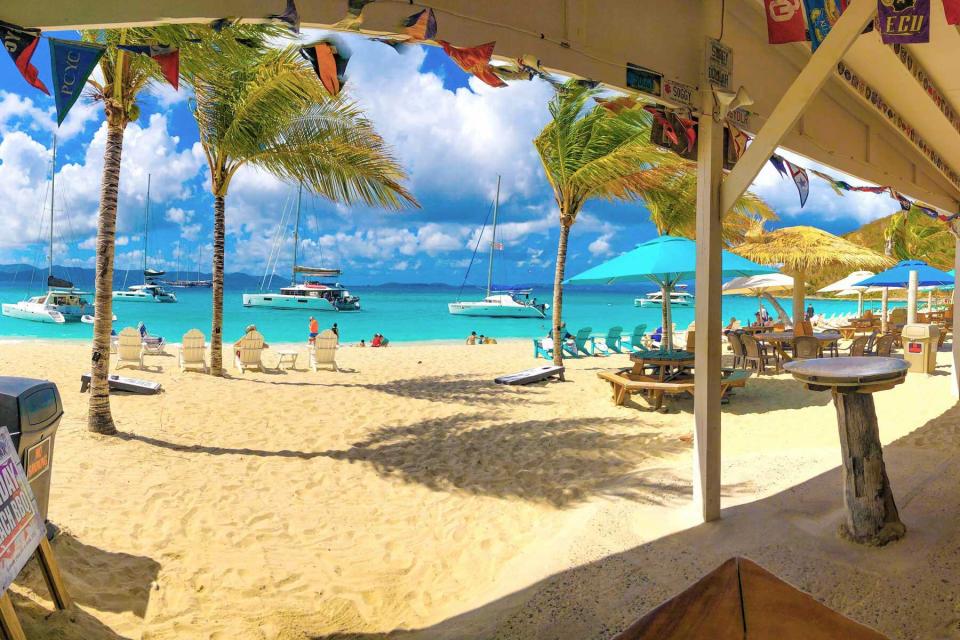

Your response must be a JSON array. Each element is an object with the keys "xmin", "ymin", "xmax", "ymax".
[
  {"xmin": 117, "ymin": 45, "xmax": 179, "ymax": 90},
  {"xmin": 267, "ymin": 0, "xmax": 300, "ymax": 35},
  {"xmin": 49, "ymin": 38, "xmax": 106, "ymax": 125},
  {"xmin": 0, "ymin": 21, "xmax": 48, "ymax": 94},
  {"xmin": 300, "ymin": 40, "xmax": 350, "ymax": 96},
  {"xmin": 787, "ymin": 159, "xmax": 811, "ymax": 207},
  {"xmin": 402, "ymin": 8, "xmax": 437, "ymax": 41},
  {"xmin": 809, "ymin": 169, "xmax": 847, "ymax": 196},
  {"xmin": 437, "ymin": 40, "xmax": 506, "ymax": 88}
]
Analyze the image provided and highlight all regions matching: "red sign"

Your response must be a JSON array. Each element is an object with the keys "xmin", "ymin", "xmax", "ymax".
[
  {"xmin": 765, "ymin": 0, "xmax": 807, "ymax": 43},
  {"xmin": 908, "ymin": 342, "xmax": 922, "ymax": 353},
  {"xmin": 24, "ymin": 440, "xmax": 50, "ymax": 481},
  {"xmin": 945, "ymin": 0, "xmax": 960, "ymax": 24}
]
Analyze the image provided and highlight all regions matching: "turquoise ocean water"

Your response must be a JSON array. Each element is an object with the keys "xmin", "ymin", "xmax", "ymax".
[{"xmin": 0, "ymin": 282, "xmax": 902, "ymax": 345}]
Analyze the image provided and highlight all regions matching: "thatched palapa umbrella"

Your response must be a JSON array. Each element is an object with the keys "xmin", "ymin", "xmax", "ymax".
[{"xmin": 733, "ymin": 226, "xmax": 894, "ymax": 325}]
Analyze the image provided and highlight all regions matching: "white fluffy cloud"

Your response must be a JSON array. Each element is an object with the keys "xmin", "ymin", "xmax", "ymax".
[{"xmin": 0, "ymin": 90, "xmax": 99, "ymax": 142}]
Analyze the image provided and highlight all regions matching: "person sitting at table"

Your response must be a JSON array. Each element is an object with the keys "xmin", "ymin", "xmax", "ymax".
[
  {"xmin": 724, "ymin": 316, "xmax": 741, "ymax": 332},
  {"xmin": 759, "ymin": 307, "xmax": 771, "ymax": 324}
]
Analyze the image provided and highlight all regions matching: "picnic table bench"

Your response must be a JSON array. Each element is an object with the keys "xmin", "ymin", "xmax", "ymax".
[{"xmin": 598, "ymin": 368, "xmax": 751, "ymax": 410}]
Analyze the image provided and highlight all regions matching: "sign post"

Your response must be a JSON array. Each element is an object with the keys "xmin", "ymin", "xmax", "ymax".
[{"xmin": 0, "ymin": 431, "xmax": 70, "ymax": 639}]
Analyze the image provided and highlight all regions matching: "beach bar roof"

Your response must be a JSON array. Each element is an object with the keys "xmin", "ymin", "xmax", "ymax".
[{"xmin": 22, "ymin": 0, "xmax": 960, "ymax": 523}]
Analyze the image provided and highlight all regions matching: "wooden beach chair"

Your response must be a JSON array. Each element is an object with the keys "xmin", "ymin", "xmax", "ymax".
[
  {"xmin": 533, "ymin": 338, "xmax": 555, "ymax": 360},
  {"xmin": 594, "ymin": 326, "xmax": 624, "ymax": 355},
  {"xmin": 571, "ymin": 327, "xmax": 595, "ymax": 356},
  {"xmin": 178, "ymin": 329, "xmax": 208, "ymax": 373},
  {"xmin": 309, "ymin": 329, "xmax": 338, "ymax": 372},
  {"xmin": 115, "ymin": 327, "xmax": 144, "ymax": 370},
  {"xmin": 597, "ymin": 368, "xmax": 751, "ymax": 411},
  {"xmin": 137, "ymin": 322, "xmax": 166, "ymax": 354},
  {"xmin": 622, "ymin": 324, "xmax": 649, "ymax": 353},
  {"xmin": 234, "ymin": 330, "xmax": 266, "ymax": 373}
]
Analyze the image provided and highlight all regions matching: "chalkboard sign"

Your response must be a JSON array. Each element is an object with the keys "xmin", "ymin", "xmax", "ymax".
[{"xmin": 0, "ymin": 430, "xmax": 45, "ymax": 593}]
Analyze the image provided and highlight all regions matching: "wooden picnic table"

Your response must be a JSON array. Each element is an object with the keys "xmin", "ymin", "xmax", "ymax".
[
  {"xmin": 755, "ymin": 331, "xmax": 841, "ymax": 361},
  {"xmin": 783, "ymin": 357, "xmax": 908, "ymax": 545},
  {"xmin": 628, "ymin": 350, "xmax": 695, "ymax": 410}
]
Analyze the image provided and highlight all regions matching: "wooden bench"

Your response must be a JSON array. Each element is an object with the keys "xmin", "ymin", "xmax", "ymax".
[{"xmin": 597, "ymin": 369, "xmax": 751, "ymax": 410}]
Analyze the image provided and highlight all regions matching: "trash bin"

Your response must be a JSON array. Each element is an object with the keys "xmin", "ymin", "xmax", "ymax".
[
  {"xmin": 902, "ymin": 324, "xmax": 940, "ymax": 374},
  {"xmin": 0, "ymin": 377, "xmax": 61, "ymax": 521}
]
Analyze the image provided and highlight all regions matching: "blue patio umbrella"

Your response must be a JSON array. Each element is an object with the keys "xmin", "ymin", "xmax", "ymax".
[
  {"xmin": 566, "ymin": 235, "xmax": 776, "ymax": 350},
  {"xmin": 853, "ymin": 260, "xmax": 954, "ymax": 322}
]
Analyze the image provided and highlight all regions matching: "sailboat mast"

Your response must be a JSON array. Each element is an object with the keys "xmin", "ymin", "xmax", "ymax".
[
  {"xmin": 292, "ymin": 183, "xmax": 302, "ymax": 285},
  {"xmin": 49, "ymin": 136, "xmax": 56, "ymax": 280},
  {"xmin": 175, "ymin": 240, "xmax": 181, "ymax": 281},
  {"xmin": 143, "ymin": 173, "xmax": 151, "ymax": 281},
  {"xmin": 486, "ymin": 176, "xmax": 501, "ymax": 298}
]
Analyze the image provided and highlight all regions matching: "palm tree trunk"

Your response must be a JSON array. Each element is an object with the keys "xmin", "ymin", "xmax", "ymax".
[
  {"xmin": 88, "ymin": 120, "xmax": 124, "ymax": 436},
  {"xmin": 551, "ymin": 222, "xmax": 572, "ymax": 366},
  {"xmin": 210, "ymin": 194, "xmax": 226, "ymax": 375}
]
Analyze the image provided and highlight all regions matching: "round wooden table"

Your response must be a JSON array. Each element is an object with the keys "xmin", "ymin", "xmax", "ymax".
[
  {"xmin": 628, "ymin": 350, "xmax": 695, "ymax": 411},
  {"xmin": 755, "ymin": 331, "xmax": 841, "ymax": 359},
  {"xmin": 783, "ymin": 356, "xmax": 908, "ymax": 545}
]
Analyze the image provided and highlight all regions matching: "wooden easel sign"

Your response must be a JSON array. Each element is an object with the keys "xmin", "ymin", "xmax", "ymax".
[{"xmin": 0, "ymin": 431, "xmax": 70, "ymax": 640}]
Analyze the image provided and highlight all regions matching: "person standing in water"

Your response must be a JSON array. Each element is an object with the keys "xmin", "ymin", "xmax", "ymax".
[{"xmin": 308, "ymin": 316, "xmax": 319, "ymax": 344}]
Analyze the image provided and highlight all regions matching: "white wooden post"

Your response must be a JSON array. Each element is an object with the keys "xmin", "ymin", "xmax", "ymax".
[
  {"xmin": 719, "ymin": 0, "xmax": 878, "ymax": 212},
  {"xmin": 953, "ymin": 234, "xmax": 960, "ymax": 398},
  {"xmin": 907, "ymin": 270, "xmax": 918, "ymax": 325},
  {"xmin": 881, "ymin": 287, "xmax": 889, "ymax": 333},
  {"xmin": 693, "ymin": 12, "xmax": 724, "ymax": 522}
]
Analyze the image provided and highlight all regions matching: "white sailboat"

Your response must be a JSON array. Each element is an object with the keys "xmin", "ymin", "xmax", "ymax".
[
  {"xmin": 164, "ymin": 241, "xmax": 212, "ymax": 288},
  {"xmin": 2, "ymin": 137, "xmax": 93, "ymax": 324},
  {"xmin": 242, "ymin": 184, "xmax": 360, "ymax": 312},
  {"xmin": 448, "ymin": 176, "xmax": 548, "ymax": 319},
  {"xmin": 113, "ymin": 174, "xmax": 177, "ymax": 303}
]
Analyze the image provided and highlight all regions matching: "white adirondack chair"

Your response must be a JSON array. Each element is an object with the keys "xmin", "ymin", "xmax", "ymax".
[
  {"xmin": 309, "ymin": 329, "xmax": 338, "ymax": 372},
  {"xmin": 115, "ymin": 327, "xmax": 144, "ymax": 370},
  {"xmin": 234, "ymin": 330, "xmax": 266, "ymax": 373},
  {"xmin": 178, "ymin": 329, "xmax": 208, "ymax": 373}
]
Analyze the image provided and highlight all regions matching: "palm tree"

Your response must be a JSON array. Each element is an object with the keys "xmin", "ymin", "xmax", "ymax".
[
  {"xmin": 534, "ymin": 83, "xmax": 776, "ymax": 365},
  {"xmin": 184, "ymin": 44, "xmax": 417, "ymax": 375},
  {"xmin": 883, "ymin": 208, "xmax": 953, "ymax": 268}
]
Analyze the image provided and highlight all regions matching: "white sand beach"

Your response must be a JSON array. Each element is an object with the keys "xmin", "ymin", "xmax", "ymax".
[{"xmin": 0, "ymin": 340, "xmax": 958, "ymax": 639}]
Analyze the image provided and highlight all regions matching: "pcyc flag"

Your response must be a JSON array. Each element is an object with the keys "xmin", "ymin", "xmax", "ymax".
[
  {"xmin": 117, "ymin": 45, "xmax": 179, "ymax": 90},
  {"xmin": 49, "ymin": 38, "xmax": 106, "ymax": 125},
  {"xmin": 765, "ymin": 0, "xmax": 807, "ymax": 43},
  {"xmin": 0, "ymin": 21, "xmax": 48, "ymax": 94}
]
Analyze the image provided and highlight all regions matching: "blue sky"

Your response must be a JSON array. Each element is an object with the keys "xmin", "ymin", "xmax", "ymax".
[{"xmin": 0, "ymin": 29, "xmax": 900, "ymax": 285}]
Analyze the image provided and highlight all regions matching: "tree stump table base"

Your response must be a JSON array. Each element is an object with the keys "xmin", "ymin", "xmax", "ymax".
[{"xmin": 783, "ymin": 357, "xmax": 909, "ymax": 546}]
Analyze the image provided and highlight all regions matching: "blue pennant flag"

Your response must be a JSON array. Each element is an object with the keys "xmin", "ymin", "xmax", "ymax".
[{"xmin": 49, "ymin": 38, "xmax": 106, "ymax": 125}]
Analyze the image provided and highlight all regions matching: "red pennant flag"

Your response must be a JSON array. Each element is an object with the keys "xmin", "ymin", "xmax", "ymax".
[
  {"xmin": 437, "ymin": 41, "xmax": 506, "ymax": 88},
  {"xmin": 644, "ymin": 106, "xmax": 679, "ymax": 146},
  {"xmin": 0, "ymin": 23, "xmax": 49, "ymax": 94},
  {"xmin": 944, "ymin": 0, "xmax": 960, "ymax": 23},
  {"xmin": 674, "ymin": 114, "xmax": 697, "ymax": 153},
  {"xmin": 118, "ymin": 45, "xmax": 179, "ymax": 90},
  {"xmin": 764, "ymin": 0, "xmax": 807, "ymax": 43},
  {"xmin": 300, "ymin": 42, "xmax": 349, "ymax": 95}
]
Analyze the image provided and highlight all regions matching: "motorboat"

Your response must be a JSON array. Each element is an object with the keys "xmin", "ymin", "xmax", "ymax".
[
  {"xmin": 242, "ymin": 184, "xmax": 360, "ymax": 312},
  {"xmin": 635, "ymin": 287, "xmax": 693, "ymax": 307},
  {"xmin": 448, "ymin": 176, "xmax": 547, "ymax": 319}
]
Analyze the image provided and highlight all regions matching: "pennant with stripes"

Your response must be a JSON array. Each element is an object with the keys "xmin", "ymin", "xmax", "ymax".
[
  {"xmin": 0, "ymin": 21, "xmax": 48, "ymax": 94},
  {"xmin": 786, "ymin": 159, "xmax": 810, "ymax": 207},
  {"xmin": 49, "ymin": 38, "xmax": 106, "ymax": 125},
  {"xmin": 437, "ymin": 41, "xmax": 506, "ymax": 88},
  {"xmin": 810, "ymin": 169, "xmax": 846, "ymax": 196},
  {"xmin": 769, "ymin": 154, "xmax": 789, "ymax": 179},
  {"xmin": 301, "ymin": 41, "xmax": 349, "ymax": 96},
  {"xmin": 268, "ymin": 0, "xmax": 300, "ymax": 34},
  {"xmin": 845, "ymin": 185, "xmax": 888, "ymax": 193},
  {"xmin": 402, "ymin": 8, "xmax": 437, "ymax": 41},
  {"xmin": 118, "ymin": 45, "xmax": 179, "ymax": 90}
]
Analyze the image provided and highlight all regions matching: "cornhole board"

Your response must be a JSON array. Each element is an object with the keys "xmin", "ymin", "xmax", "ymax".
[
  {"xmin": 614, "ymin": 556, "xmax": 888, "ymax": 640},
  {"xmin": 494, "ymin": 365, "xmax": 564, "ymax": 385},
  {"xmin": 79, "ymin": 373, "xmax": 162, "ymax": 395}
]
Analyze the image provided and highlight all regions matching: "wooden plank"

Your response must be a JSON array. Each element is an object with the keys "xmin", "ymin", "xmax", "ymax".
[
  {"xmin": 0, "ymin": 594, "xmax": 25, "ymax": 640},
  {"xmin": 719, "ymin": 0, "xmax": 878, "ymax": 213},
  {"xmin": 35, "ymin": 538, "xmax": 72, "ymax": 610},
  {"xmin": 693, "ymin": 12, "xmax": 725, "ymax": 523}
]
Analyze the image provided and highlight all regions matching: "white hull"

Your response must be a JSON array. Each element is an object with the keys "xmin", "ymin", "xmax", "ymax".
[
  {"xmin": 242, "ymin": 293, "xmax": 359, "ymax": 311},
  {"xmin": 636, "ymin": 299, "xmax": 693, "ymax": 307},
  {"xmin": 448, "ymin": 301, "xmax": 546, "ymax": 318},
  {"xmin": 2, "ymin": 303, "xmax": 65, "ymax": 323},
  {"xmin": 113, "ymin": 291, "xmax": 177, "ymax": 303}
]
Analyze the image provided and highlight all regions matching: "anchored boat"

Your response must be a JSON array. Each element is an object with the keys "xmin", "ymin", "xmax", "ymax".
[{"xmin": 113, "ymin": 175, "xmax": 177, "ymax": 304}]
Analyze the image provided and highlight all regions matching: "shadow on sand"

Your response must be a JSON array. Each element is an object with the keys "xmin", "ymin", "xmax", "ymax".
[{"xmin": 310, "ymin": 402, "xmax": 960, "ymax": 639}]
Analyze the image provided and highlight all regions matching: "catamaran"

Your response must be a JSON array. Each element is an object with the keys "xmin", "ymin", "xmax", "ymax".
[
  {"xmin": 635, "ymin": 285, "xmax": 693, "ymax": 307},
  {"xmin": 448, "ymin": 176, "xmax": 548, "ymax": 319},
  {"xmin": 242, "ymin": 184, "xmax": 360, "ymax": 312},
  {"xmin": 2, "ymin": 138, "xmax": 94, "ymax": 324},
  {"xmin": 113, "ymin": 174, "xmax": 177, "ymax": 303}
]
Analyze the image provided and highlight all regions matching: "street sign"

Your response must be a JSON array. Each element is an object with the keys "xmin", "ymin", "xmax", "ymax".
[
  {"xmin": 626, "ymin": 63, "xmax": 662, "ymax": 97},
  {"xmin": 662, "ymin": 78, "xmax": 697, "ymax": 110},
  {"xmin": 706, "ymin": 38, "xmax": 733, "ymax": 90}
]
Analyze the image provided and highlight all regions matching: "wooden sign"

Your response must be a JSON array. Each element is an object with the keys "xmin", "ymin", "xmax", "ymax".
[
  {"xmin": 662, "ymin": 78, "xmax": 697, "ymax": 110},
  {"xmin": 706, "ymin": 38, "xmax": 733, "ymax": 90}
]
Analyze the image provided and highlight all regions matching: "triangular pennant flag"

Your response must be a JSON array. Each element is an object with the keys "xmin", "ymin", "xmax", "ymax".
[
  {"xmin": 491, "ymin": 64, "xmax": 535, "ymax": 82},
  {"xmin": 268, "ymin": 0, "xmax": 300, "ymax": 34},
  {"xmin": 515, "ymin": 56, "xmax": 563, "ymax": 89},
  {"xmin": 0, "ymin": 21, "xmax": 49, "ymax": 94},
  {"xmin": 810, "ymin": 169, "xmax": 845, "ymax": 196},
  {"xmin": 728, "ymin": 123, "xmax": 749, "ymax": 160},
  {"xmin": 786, "ymin": 160, "xmax": 809, "ymax": 207},
  {"xmin": 300, "ymin": 41, "xmax": 349, "ymax": 96},
  {"xmin": 402, "ymin": 8, "xmax": 437, "ymax": 41},
  {"xmin": 846, "ymin": 185, "xmax": 888, "ymax": 194},
  {"xmin": 49, "ymin": 38, "xmax": 106, "ymax": 125},
  {"xmin": 944, "ymin": 0, "xmax": 960, "ymax": 24},
  {"xmin": 644, "ymin": 106, "xmax": 679, "ymax": 146},
  {"xmin": 675, "ymin": 114, "xmax": 698, "ymax": 153},
  {"xmin": 118, "ymin": 44, "xmax": 179, "ymax": 90},
  {"xmin": 437, "ymin": 41, "xmax": 506, "ymax": 88},
  {"xmin": 595, "ymin": 96, "xmax": 640, "ymax": 113},
  {"xmin": 769, "ymin": 154, "xmax": 789, "ymax": 179}
]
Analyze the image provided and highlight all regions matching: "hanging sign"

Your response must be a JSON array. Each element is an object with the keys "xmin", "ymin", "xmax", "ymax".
[
  {"xmin": 661, "ymin": 78, "xmax": 696, "ymax": 110},
  {"xmin": 706, "ymin": 38, "xmax": 732, "ymax": 90},
  {"xmin": 765, "ymin": 0, "xmax": 807, "ymax": 43},
  {"xmin": 0, "ymin": 430, "xmax": 45, "ymax": 593},
  {"xmin": 878, "ymin": 0, "xmax": 930, "ymax": 44},
  {"xmin": 625, "ymin": 63, "xmax": 662, "ymax": 97},
  {"xmin": 49, "ymin": 38, "xmax": 106, "ymax": 125}
]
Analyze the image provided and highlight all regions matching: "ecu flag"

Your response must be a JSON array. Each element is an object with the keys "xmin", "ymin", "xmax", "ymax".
[{"xmin": 0, "ymin": 21, "xmax": 48, "ymax": 94}]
